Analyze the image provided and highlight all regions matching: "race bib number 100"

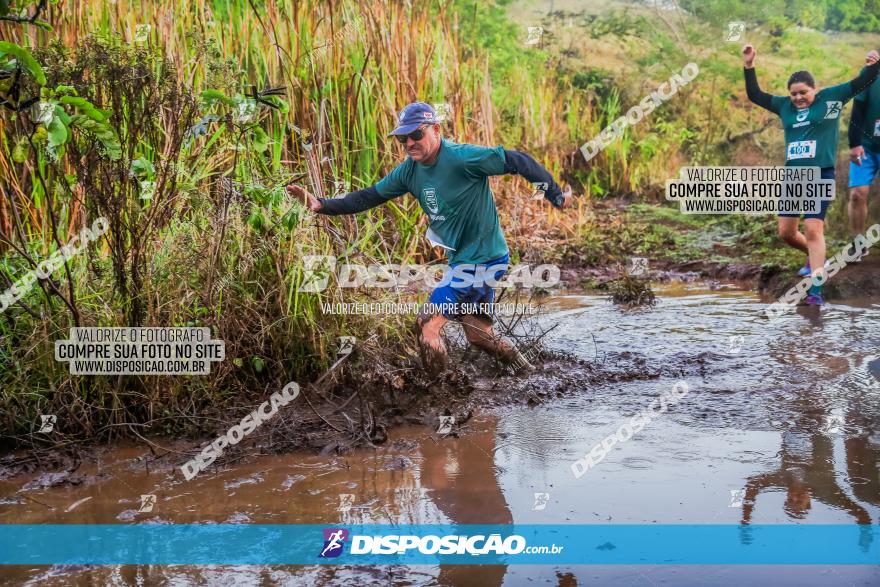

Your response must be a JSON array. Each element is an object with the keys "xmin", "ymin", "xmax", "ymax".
[{"xmin": 786, "ymin": 140, "xmax": 817, "ymax": 160}]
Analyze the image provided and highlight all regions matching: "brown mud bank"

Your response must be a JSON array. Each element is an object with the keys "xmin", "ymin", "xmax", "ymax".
[
  {"xmin": 564, "ymin": 260, "xmax": 762, "ymax": 284},
  {"xmin": 559, "ymin": 259, "xmax": 761, "ymax": 296},
  {"xmin": 759, "ymin": 253, "xmax": 880, "ymax": 299},
  {"xmin": 559, "ymin": 252, "xmax": 877, "ymax": 302},
  {"xmin": 0, "ymin": 335, "xmax": 713, "ymax": 484}
]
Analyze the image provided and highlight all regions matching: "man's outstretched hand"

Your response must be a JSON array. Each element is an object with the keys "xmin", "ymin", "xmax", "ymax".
[
  {"xmin": 286, "ymin": 184, "xmax": 322, "ymax": 212},
  {"xmin": 558, "ymin": 186, "xmax": 573, "ymax": 209}
]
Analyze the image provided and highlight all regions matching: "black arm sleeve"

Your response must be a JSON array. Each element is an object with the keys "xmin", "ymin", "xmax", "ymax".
[
  {"xmin": 744, "ymin": 67, "xmax": 776, "ymax": 113},
  {"xmin": 317, "ymin": 186, "xmax": 388, "ymax": 216},
  {"xmin": 502, "ymin": 149, "xmax": 565, "ymax": 208},
  {"xmin": 849, "ymin": 60, "xmax": 880, "ymax": 98},
  {"xmin": 849, "ymin": 98, "xmax": 867, "ymax": 148}
]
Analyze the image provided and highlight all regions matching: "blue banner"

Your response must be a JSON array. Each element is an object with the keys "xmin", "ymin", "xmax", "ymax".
[{"xmin": 0, "ymin": 524, "xmax": 877, "ymax": 565}]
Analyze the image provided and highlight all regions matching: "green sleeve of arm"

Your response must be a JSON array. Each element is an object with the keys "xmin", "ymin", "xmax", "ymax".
[
  {"xmin": 374, "ymin": 162, "xmax": 411, "ymax": 199},
  {"xmin": 769, "ymin": 96, "xmax": 786, "ymax": 114},
  {"xmin": 462, "ymin": 144, "xmax": 507, "ymax": 178}
]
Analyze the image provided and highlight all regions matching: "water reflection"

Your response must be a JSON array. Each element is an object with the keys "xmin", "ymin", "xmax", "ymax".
[
  {"xmin": 741, "ymin": 302, "xmax": 880, "ymax": 531},
  {"xmin": 420, "ymin": 423, "xmax": 511, "ymax": 585},
  {"xmin": 741, "ymin": 428, "xmax": 873, "ymax": 525}
]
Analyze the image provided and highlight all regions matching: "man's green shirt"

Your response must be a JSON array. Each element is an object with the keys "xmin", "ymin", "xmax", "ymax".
[{"xmin": 375, "ymin": 139, "xmax": 509, "ymax": 265}]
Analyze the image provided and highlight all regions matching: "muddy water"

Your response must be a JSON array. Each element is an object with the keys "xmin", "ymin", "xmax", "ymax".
[{"xmin": 2, "ymin": 286, "xmax": 880, "ymax": 586}]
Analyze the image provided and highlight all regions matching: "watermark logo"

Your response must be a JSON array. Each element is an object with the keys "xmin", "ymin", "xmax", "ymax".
[
  {"xmin": 138, "ymin": 494, "xmax": 156, "ymax": 513},
  {"xmin": 338, "ymin": 494, "xmax": 355, "ymax": 513},
  {"xmin": 433, "ymin": 102, "xmax": 452, "ymax": 122},
  {"xmin": 728, "ymin": 335, "xmax": 744, "ymax": 355},
  {"xmin": 394, "ymin": 487, "xmax": 421, "ymax": 500},
  {"xmin": 726, "ymin": 22, "xmax": 745, "ymax": 42},
  {"xmin": 532, "ymin": 492, "xmax": 550, "ymax": 511},
  {"xmin": 667, "ymin": 166, "xmax": 834, "ymax": 215},
  {"xmin": 821, "ymin": 413, "xmax": 845, "ymax": 435},
  {"xmin": 525, "ymin": 26, "xmax": 543, "ymax": 46},
  {"xmin": 337, "ymin": 336, "xmax": 355, "ymax": 358},
  {"xmin": 729, "ymin": 489, "xmax": 745, "ymax": 508},
  {"xmin": 581, "ymin": 63, "xmax": 699, "ymax": 163},
  {"xmin": 437, "ymin": 415, "xmax": 455, "ymax": 435},
  {"xmin": 320, "ymin": 528, "xmax": 349, "ymax": 558},
  {"xmin": 321, "ymin": 300, "xmax": 539, "ymax": 317},
  {"xmin": 629, "ymin": 257, "xmax": 648, "ymax": 276},
  {"xmin": 302, "ymin": 18, "xmax": 361, "ymax": 68},
  {"xmin": 531, "ymin": 181, "xmax": 549, "ymax": 200},
  {"xmin": 511, "ymin": 342, "xmax": 542, "ymax": 372},
  {"xmin": 331, "ymin": 179, "xmax": 348, "ymax": 197},
  {"xmin": 297, "ymin": 257, "xmax": 560, "ymax": 292},
  {"xmin": 571, "ymin": 381, "xmax": 690, "ymax": 479},
  {"xmin": 31, "ymin": 101, "xmax": 54, "ymax": 124},
  {"xmin": 54, "ymin": 327, "xmax": 225, "ymax": 376},
  {"xmin": 824, "ymin": 101, "xmax": 842, "ymax": 120},
  {"xmin": 348, "ymin": 533, "xmax": 556, "ymax": 556},
  {"xmin": 299, "ymin": 255, "xmax": 337, "ymax": 293},
  {"xmin": 38, "ymin": 414, "xmax": 57, "ymax": 433},
  {"xmin": 180, "ymin": 382, "xmax": 300, "ymax": 481},
  {"xmin": 764, "ymin": 225, "xmax": 880, "ymax": 321},
  {"xmin": 1, "ymin": 218, "xmax": 109, "ymax": 315},
  {"xmin": 134, "ymin": 23, "xmax": 151, "ymax": 44}
]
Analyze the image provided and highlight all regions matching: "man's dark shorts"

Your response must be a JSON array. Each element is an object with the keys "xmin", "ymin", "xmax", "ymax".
[{"xmin": 425, "ymin": 253, "xmax": 510, "ymax": 323}]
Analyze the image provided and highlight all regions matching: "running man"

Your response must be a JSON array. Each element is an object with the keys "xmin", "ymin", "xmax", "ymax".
[
  {"xmin": 287, "ymin": 102, "xmax": 571, "ymax": 374},
  {"xmin": 743, "ymin": 44, "xmax": 880, "ymax": 305},
  {"xmin": 848, "ymin": 50, "xmax": 880, "ymax": 247}
]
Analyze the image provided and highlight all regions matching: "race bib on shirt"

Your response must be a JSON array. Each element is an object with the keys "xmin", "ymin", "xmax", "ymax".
[{"xmin": 786, "ymin": 140, "xmax": 817, "ymax": 160}]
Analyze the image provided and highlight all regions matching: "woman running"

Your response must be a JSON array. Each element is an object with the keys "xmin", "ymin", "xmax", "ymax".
[{"xmin": 743, "ymin": 44, "xmax": 880, "ymax": 305}]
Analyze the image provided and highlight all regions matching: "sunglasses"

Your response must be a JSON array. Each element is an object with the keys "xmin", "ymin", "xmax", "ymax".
[{"xmin": 395, "ymin": 126, "xmax": 428, "ymax": 144}]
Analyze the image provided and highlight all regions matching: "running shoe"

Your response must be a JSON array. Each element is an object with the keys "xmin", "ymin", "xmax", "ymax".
[
  {"xmin": 797, "ymin": 262, "xmax": 811, "ymax": 277},
  {"xmin": 803, "ymin": 293, "xmax": 824, "ymax": 306}
]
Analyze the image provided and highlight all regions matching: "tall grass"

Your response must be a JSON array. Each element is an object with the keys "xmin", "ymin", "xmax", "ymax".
[{"xmin": 0, "ymin": 0, "xmax": 593, "ymax": 442}]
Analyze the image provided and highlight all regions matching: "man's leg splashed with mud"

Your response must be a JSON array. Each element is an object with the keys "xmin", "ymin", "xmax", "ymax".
[
  {"xmin": 287, "ymin": 101, "xmax": 571, "ymax": 376},
  {"xmin": 414, "ymin": 302, "xmax": 534, "ymax": 377}
]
